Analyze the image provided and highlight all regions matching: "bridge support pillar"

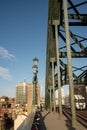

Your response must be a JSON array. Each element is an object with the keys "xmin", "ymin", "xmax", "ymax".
[
  {"xmin": 52, "ymin": 20, "xmax": 62, "ymax": 117},
  {"xmin": 50, "ymin": 58, "xmax": 56, "ymax": 112},
  {"xmin": 63, "ymin": 0, "xmax": 77, "ymax": 127}
]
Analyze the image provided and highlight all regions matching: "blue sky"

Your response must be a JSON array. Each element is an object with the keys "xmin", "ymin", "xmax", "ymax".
[
  {"xmin": 0, "ymin": 0, "xmax": 48, "ymax": 97},
  {"xmin": 0, "ymin": 0, "xmax": 87, "ymax": 98}
]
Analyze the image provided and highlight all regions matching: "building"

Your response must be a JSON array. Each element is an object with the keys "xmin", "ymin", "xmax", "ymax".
[
  {"xmin": 16, "ymin": 82, "xmax": 28, "ymax": 105},
  {"xmin": 40, "ymin": 97, "xmax": 45, "ymax": 107},
  {"xmin": 0, "ymin": 96, "xmax": 15, "ymax": 108},
  {"xmin": 55, "ymin": 88, "xmax": 65, "ymax": 106},
  {"xmin": 16, "ymin": 81, "xmax": 40, "ymax": 114},
  {"xmin": 27, "ymin": 83, "xmax": 40, "ymax": 114}
]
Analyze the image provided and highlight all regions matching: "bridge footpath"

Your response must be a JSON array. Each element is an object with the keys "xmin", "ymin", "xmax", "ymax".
[{"xmin": 39, "ymin": 110, "xmax": 86, "ymax": 130}]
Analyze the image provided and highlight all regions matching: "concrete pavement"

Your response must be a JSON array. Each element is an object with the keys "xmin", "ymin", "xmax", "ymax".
[{"xmin": 39, "ymin": 110, "xmax": 86, "ymax": 130}]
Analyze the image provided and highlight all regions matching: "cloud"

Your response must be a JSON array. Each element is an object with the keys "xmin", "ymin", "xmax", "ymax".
[
  {"xmin": 0, "ymin": 46, "xmax": 15, "ymax": 59},
  {"xmin": 0, "ymin": 67, "xmax": 12, "ymax": 80}
]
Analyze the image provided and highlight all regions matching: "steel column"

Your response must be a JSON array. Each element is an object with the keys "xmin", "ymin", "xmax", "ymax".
[
  {"xmin": 53, "ymin": 20, "xmax": 62, "ymax": 117},
  {"xmin": 63, "ymin": 0, "xmax": 76, "ymax": 127},
  {"xmin": 50, "ymin": 58, "xmax": 56, "ymax": 112},
  {"xmin": 50, "ymin": 88, "xmax": 52, "ymax": 111}
]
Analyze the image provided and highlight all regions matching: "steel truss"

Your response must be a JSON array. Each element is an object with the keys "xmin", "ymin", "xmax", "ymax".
[
  {"xmin": 45, "ymin": 0, "xmax": 87, "ymax": 127},
  {"xmin": 45, "ymin": 0, "xmax": 87, "ymax": 92}
]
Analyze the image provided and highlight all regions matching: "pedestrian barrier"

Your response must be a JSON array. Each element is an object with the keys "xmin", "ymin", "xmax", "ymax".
[{"xmin": 16, "ymin": 112, "xmax": 35, "ymax": 130}]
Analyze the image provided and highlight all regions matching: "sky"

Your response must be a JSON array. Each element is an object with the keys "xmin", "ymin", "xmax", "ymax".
[
  {"xmin": 0, "ymin": 0, "xmax": 87, "ymax": 98},
  {"xmin": 0, "ymin": 0, "xmax": 48, "ymax": 97}
]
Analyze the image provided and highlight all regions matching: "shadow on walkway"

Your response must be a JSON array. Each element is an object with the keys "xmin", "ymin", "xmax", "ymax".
[
  {"xmin": 38, "ymin": 111, "xmax": 50, "ymax": 130},
  {"xmin": 43, "ymin": 111, "xmax": 50, "ymax": 120},
  {"xmin": 38, "ymin": 111, "xmax": 77, "ymax": 130},
  {"xmin": 65, "ymin": 120, "xmax": 76, "ymax": 130}
]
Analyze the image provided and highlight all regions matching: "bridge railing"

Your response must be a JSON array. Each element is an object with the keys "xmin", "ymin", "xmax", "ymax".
[{"xmin": 15, "ymin": 111, "xmax": 35, "ymax": 130}]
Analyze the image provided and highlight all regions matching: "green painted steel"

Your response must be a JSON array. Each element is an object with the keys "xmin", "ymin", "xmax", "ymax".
[{"xmin": 45, "ymin": 0, "xmax": 87, "ymax": 128}]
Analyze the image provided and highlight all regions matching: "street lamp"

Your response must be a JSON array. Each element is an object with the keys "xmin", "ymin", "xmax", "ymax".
[{"xmin": 32, "ymin": 57, "xmax": 39, "ymax": 105}]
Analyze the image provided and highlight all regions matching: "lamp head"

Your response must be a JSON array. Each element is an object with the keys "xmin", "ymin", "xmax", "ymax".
[
  {"xmin": 33, "ymin": 57, "xmax": 39, "ymax": 66},
  {"xmin": 32, "ymin": 65, "xmax": 38, "ymax": 74}
]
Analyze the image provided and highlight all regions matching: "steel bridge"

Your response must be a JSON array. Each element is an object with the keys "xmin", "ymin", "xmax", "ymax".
[{"xmin": 45, "ymin": 0, "xmax": 87, "ymax": 127}]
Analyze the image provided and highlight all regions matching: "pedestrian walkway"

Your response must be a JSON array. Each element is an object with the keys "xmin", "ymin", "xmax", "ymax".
[{"xmin": 39, "ymin": 110, "xmax": 86, "ymax": 130}]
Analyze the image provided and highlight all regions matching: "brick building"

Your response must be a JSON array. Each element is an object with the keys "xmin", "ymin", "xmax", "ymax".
[{"xmin": 27, "ymin": 83, "xmax": 40, "ymax": 114}]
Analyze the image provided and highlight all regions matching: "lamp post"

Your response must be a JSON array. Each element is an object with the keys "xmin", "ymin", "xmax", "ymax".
[{"xmin": 32, "ymin": 57, "xmax": 39, "ymax": 105}]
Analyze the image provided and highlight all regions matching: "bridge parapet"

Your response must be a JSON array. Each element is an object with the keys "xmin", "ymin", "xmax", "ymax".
[{"xmin": 14, "ymin": 112, "xmax": 35, "ymax": 130}]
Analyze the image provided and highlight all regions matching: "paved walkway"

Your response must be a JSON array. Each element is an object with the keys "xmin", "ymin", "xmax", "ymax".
[{"xmin": 39, "ymin": 110, "xmax": 86, "ymax": 130}]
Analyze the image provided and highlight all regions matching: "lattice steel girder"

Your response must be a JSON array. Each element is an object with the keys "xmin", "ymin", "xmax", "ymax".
[
  {"xmin": 45, "ymin": 0, "xmax": 87, "ymax": 93},
  {"xmin": 45, "ymin": 0, "xmax": 61, "ymax": 89},
  {"xmin": 45, "ymin": 1, "xmax": 87, "ymax": 120},
  {"xmin": 68, "ymin": 14, "xmax": 87, "ymax": 21},
  {"xmin": 68, "ymin": 1, "xmax": 87, "ymax": 10},
  {"xmin": 60, "ymin": 52, "xmax": 87, "ymax": 58},
  {"xmin": 67, "ymin": 22, "xmax": 87, "ymax": 26},
  {"xmin": 62, "ymin": 25, "xmax": 85, "ymax": 50},
  {"xmin": 65, "ymin": 14, "xmax": 87, "ymax": 25}
]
